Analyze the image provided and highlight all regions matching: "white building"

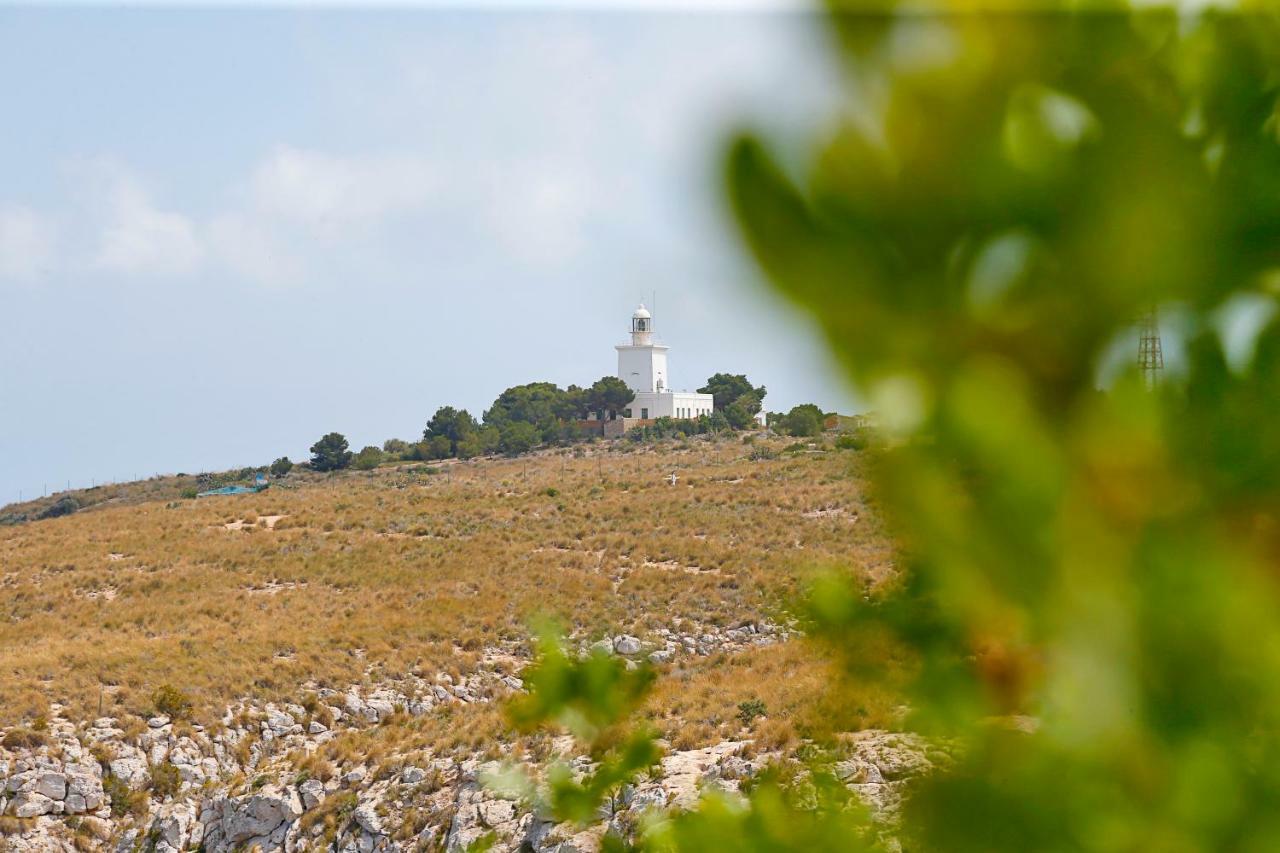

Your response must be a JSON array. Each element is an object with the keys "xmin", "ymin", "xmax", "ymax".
[{"xmin": 615, "ymin": 304, "xmax": 714, "ymax": 421}]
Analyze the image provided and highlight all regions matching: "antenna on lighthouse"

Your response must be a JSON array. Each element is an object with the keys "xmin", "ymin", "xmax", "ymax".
[{"xmin": 1138, "ymin": 306, "xmax": 1164, "ymax": 389}]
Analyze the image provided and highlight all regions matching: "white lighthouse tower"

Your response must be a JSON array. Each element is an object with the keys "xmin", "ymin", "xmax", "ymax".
[
  {"xmin": 613, "ymin": 303, "xmax": 714, "ymax": 421},
  {"xmin": 616, "ymin": 304, "xmax": 669, "ymax": 395}
]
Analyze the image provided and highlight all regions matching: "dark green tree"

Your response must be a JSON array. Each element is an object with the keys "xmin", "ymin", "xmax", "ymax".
[
  {"xmin": 268, "ymin": 457, "xmax": 293, "ymax": 477},
  {"xmin": 308, "ymin": 432, "xmax": 352, "ymax": 472},
  {"xmin": 457, "ymin": 425, "xmax": 501, "ymax": 459},
  {"xmin": 723, "ymin": 393, "xmax": 762, "ymax": 430},
  {"xmin": 587, "ymin": 376, "xmax": 635, "ymax": 419},
  {"xmin": 780, "ymin": 403, "xmax": 824, "ymax": 437},
  {"xmin": 484, "ymin": 383, "xmax": 566, "ymax": 434},
  {"xmin": 424, "ymin": 406, "xmax": 477, "ymax": 455},
  {"xmin": 499, "ymin": 421, "xmax": 539, "ymax": 455},
  {"xmin": 426, "ymin": 435, "xmax": 453, "ymax": 460},
  {"xmin": 698, "ymin": 373, "xmax": 766, "ymax": 411}
]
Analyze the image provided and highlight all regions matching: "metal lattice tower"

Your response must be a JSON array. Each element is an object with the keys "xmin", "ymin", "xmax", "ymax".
[{"xmin": 1138, "ymin": 307, "xmax": 1164, "ymax": 389}]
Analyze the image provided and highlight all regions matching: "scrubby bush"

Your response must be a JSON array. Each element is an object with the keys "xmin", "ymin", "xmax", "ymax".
[
  {"xmin": 148, "ymin": 762, "xmax": 181, "ymax": 800},
  {"xmin": 103, "ymin": 775, "xmax": 148, "ymax": 819},
  {"xmin": 353, "ymin": 446, "xmax": 384, "ymax": 471},
  {"xmin": 834, "ymin": 432, "xmax": 867, "ymax": 452},
  {"xmin": 269, "ymin": 457, "xmax": 294, "ymax": 477},
  {"xmin": 152, "ymin": 684, "xmax": 192, "ymax": 720},
  {"xmin": 736, "ymin": 698, "xmax": 767, "ymax": 726},
  {"xmin": 37, "ymin": 496, "xmax": 79, "ymax": 520}
]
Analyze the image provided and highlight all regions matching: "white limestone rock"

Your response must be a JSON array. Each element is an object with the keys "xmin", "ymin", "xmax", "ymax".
[
  {"xmin": 217, "ymin": 784, "xmax": 302, "ymax": 847},
  {"xmin": 152, "ymin": 801, "xmax": 201, "ymax": 853},
  {"xmin": 299, "ymin": 778, "xmax": 326, "ymax": 810},
  {"xmin": 478, "ymin": 798, "xmax": 515, "ymax": 827},
  {"xmin": 11, "ymin": 791, "xmax": 55, "ymax": 818},
  {"xmin": 352, "ymin": 802, "xmax": 385, "ymax": 835},
  {"xmin": 614, "ymin": 635, "xmax": 642, "ymax": 656},
  {"xmin": 33, "ymin": 771, "xmax": 66, "ymax": 801}
]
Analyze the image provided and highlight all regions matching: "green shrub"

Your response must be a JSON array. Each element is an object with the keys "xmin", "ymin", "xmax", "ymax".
[
  {"xmin": 736, "ymin": 698, "xmax": 767, "ymax": 726},
  {"xmin": 833, "ymin": 432, "xmax": 866, "ymax": 452},
  {"xmin": 37, "ymin": 496, "xmax": 78, "ymax": 520},
  {"xmin": 103, "ymin": 775, "xmax": 148, "ymax": 819},
  {"xmin": 148, "ymin": 762, "xmax": 181, "ymax": 800},
  {"xmin": 152, "ymin": 684, "xmax": 192, "ymax": 720},
  {"xmin": 353, "ymin": 446, "xmax": 385, "ymax": 471}
]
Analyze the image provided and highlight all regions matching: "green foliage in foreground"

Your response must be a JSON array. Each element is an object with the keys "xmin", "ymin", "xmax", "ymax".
[
  {"xmin": 501, "ymin": 4, "xmax": 1280, "ymax": 851},
  {"xmin": 502, "ymin": 633, "xmax": 882, "ymax": 851}
]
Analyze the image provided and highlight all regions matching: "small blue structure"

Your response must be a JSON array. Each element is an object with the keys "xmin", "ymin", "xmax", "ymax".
[{"xmin": 197, "ymin": 474, "xmax": 270, "ymax": 498}]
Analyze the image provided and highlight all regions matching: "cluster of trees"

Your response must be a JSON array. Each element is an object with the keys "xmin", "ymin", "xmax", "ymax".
[
  {"xmin": 697, "ymin": 373, "xmax": 766, "ymax": 429},
  {"xmin": 289, "ymin": 372, "xmax": 809, "ymax": 473},
  {"xmin": 767, "ymin": 403, "xmax": 828, "ymax": 437}
]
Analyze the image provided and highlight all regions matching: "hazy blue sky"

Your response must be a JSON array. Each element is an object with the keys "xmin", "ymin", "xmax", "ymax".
[{"xmin": 0, "ymin": 4, "xmax": 856, "ymax": 503}]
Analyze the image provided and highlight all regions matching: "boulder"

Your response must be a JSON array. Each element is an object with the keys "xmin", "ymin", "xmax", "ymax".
[
  {"xmin": 478, "ymin": 798, "xmax": 515, "ymax": 827},
  {"xmin": 365, "ymin": 699, "xmax": 395, "ymax": 721},
  {"xmin": 65, "ymin": 771, "xmax": 105, "ymax": 813},
  {"xmin": 265, "ymin": 709, "xmax": 294, "ymax": 734},
  {"xmin": 11, "ymin": 791, "xmax": 54, "ymax": 818},
  {"xmin": 153, "ymin": 801, "xmax": 201, "ymax": 853},
  {"xmin": 614, "ymin": 635, "xmax": 642, "ymax": 656},
  {"xmin": 299, "ymin": 778, "xmax": 326, "ymax": 811},
  {"xmin": 219, "ymin": 785, "xmax": 302, "ymax": 846},
  {"xmin": 352, "ymin": 803, "xmax": 385, "ymax": 835},
  {"xmin": 33, "ymin": 771, "xmax": 66, "ymax": 801},
  {"xmin": 109, "ymin": 757, "xmax": 149, "ymax": 787}
]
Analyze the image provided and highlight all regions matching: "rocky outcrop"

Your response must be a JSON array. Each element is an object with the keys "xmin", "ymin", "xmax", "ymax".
[
  {"xmin": 0, "ymin": 620, "xmax": 914, "ymax": 853},
  {"xmin": 198, "ymin": 784, "xmax": 303, "ymax": 852}
]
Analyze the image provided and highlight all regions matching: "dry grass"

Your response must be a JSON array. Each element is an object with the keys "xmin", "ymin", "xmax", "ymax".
[
  {"xmin": 0, "ymin": 437, "xmax": 894, "ymax": 729},
  {"xmin": 645, "ymin": 640, "xmax": 905, "ymax": 753}
]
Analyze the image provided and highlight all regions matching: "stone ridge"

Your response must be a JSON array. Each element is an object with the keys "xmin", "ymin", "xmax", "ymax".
[{"xmin": 0, "ymin": 620, "xmax": 943, "ymax": 851}]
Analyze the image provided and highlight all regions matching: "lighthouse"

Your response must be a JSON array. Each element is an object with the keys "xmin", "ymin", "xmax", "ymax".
[
  {"xmin": 613, "ymin": 303, "xmax": 714, "ymax": 421},
  {"xmin": 616, "ymin": 304, "xmax": 669, "ymax": 395}
]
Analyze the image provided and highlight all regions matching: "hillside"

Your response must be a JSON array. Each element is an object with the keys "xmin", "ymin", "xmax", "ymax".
[{"xmin": 0, "ymin": 435, "xmax": 914, "ymax": 851}]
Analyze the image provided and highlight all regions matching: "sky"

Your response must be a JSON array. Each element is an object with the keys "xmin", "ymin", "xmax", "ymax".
[{"xmin": 0, "ymin": 3, "xmax": 859, "ymax": 503}]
